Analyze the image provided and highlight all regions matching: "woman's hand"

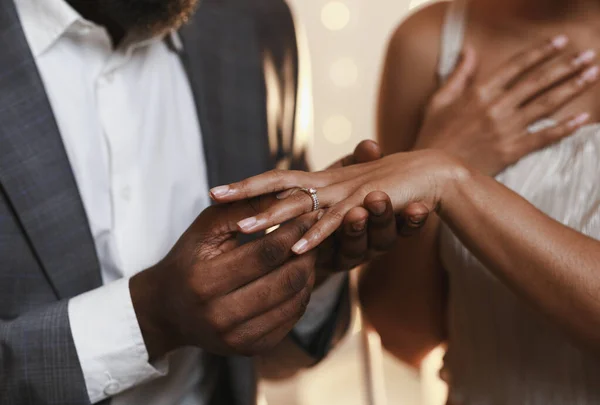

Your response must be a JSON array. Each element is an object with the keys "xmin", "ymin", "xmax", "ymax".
[
  {"xmin": 210, "ymin": 150, "xmax": 467, "ymax": 255},
  {"xmin": 316, "ymin": 140, "xmax": 431, "ymax": 273},
  {"xmin": 209, "ymin": 35, "xmax": 599, "ymax": 255},
  {"xmin": 416, "ymin": 36, "xmax": 598, "ymax": 175}
]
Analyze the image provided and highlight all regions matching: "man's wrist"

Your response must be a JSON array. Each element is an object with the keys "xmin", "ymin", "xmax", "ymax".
[
  {"xmin": 69, "ymin": 278, "xmax": 170, "ymax": 401},
  {"xmin": 130, "ymin": 265, "xmax": 179, "ymax": 361}
]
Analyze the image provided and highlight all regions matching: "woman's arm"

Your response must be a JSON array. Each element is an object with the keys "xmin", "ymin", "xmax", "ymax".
[
  {"xmin": 209, "ymin": 29, "xmax": 600, "ymax": 360},
  {"xmin": 440, "ymin": 169, "xmax": 600, "ymax": 353}
]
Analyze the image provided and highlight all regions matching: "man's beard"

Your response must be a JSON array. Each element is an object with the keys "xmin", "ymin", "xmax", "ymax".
[{"xmin": 99, "ymin": 0, "xmax": 200, "ymax": 36}]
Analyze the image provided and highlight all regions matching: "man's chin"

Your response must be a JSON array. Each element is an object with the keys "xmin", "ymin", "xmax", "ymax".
[{"xmin": 103, "ymin": 0, "xmax": 200, "ymax": 36}]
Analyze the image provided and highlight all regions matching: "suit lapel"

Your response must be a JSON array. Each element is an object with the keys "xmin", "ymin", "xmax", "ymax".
[
  {"xmin": 0, "ymin": 0, "xmax": 102, "ymax": 298},
  {"xmin": 179, "ymin": 0, "xmax": 273, "ymax": 189}
]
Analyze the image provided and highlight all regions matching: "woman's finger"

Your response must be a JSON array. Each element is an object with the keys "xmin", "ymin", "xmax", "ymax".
[
  {"xmin": 507, "ymin": 50, "xmax": 596, "ymax": 108},
  {"xmin": 519, "ymin": 112, "xmax": 590, "ymax": 156},
  {"xmin": 292, "ymin": 194, "xmax": 365, "ymax": 255},
  {"xmin": 479, "ymin": 35, "xmax": 568, "ymax": 101},
  {"xmin": 210, "ymin": 170, "xmax": 316, "ymax": 202},
  {"xmin": 210, "ymin": 163, "xmax": 370, "ymax": 203},
  {"xmin": 430, "ymin": 45, "xmax": 477, "ymax": 110},
  {"xmin": 522, "ymin": 65, "xmax": 599, "ymax": 123},
  {"xmin": 237, "ymin": 183, "xmax": 355, "ymax": 234}
]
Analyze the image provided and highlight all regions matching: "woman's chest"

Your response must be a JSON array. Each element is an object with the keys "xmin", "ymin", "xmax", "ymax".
[{"xmin": 466, "ymin": 25, "xmax": 600, "ymax": 121}]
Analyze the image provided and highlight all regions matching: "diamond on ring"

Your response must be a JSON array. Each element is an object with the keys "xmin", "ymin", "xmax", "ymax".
[{"xmin": 299, "ymin": 187, "xmax": 320, "ymax": 212}]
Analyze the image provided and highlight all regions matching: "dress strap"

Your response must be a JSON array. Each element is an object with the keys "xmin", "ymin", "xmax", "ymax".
[{"xmin": 437, "ymin": 0, "xmax": 468, "ymax": 83}]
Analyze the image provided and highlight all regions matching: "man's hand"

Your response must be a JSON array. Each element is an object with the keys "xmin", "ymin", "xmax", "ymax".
[
  {"xmin": 130, "ymin": 201, "xmax": 321, "ymax": 360},
  {"xmin": 323, "ymin": 140, "xmax": 430, "ymax": 272}
]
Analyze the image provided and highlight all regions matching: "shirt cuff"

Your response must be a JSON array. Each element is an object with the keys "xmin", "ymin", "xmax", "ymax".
[
  {"xmin": 293, "ymin": 272, "xmax": 347, "ymax": 342},
  {"xmin": 68, "ymin": 278, "xmax": 168, "ymax": 403}
]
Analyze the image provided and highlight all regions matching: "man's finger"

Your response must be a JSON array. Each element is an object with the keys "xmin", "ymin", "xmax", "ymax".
[
  {"xmin": 223, "ymin": 269, "xmax": 315, "ymax": 355},
  {"xmin": 351, "ymin": 140, "xmax": 383, "ymax": 164},
  {"xmin": 209, "ymin": 253, "xmax": 317, "ymax": 331},
  {"xmin": 246, "ymin": 317, "xmax": 301, "ymax": 354},
  {"xmin": 331, "ymin": 140, "xmax": 383, "ymax": 170},
  {"xmin": 196, "ymin": 196, "xmax": 279, "ymax": 237},
  {"xmin": 364, "ymin": 191, "xmax": 398, "ymax": 252},
  {"xmin": 335, "ymin": 206, "xmax": 369, "ymax": 271},
  {"xmin": 201, "ymin": 211, "xmax": 321, "ymax": 298},
  {"xmin": 191, "ymin": 198, "xmax": 282, "ymax": 261},
  {"xmin": 396, "ymin": 202, "xmax": 430, "ymax": 236}
]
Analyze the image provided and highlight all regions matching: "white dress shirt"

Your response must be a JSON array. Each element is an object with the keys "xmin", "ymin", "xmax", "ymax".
[{"xmin": 14, "ymin": 0, "xmax": 343, "ymax": 404}]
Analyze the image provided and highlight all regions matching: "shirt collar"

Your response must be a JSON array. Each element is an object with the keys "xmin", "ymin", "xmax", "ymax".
[
  {"xmin": 14, "ymin": 0, "xmax": 82, "ymax": 57},
  {"xmin": 167, "ymin": 31, "xmax": 184, "ymax": 54},
  {"xmin": 14, "ymin": 0, "xmax": 184, "ymax": 57}
]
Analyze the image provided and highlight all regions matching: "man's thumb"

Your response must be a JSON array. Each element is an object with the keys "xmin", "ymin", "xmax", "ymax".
[{"xmin": 196, "ymin": 197, "xmax": 276, "ymax": 238}]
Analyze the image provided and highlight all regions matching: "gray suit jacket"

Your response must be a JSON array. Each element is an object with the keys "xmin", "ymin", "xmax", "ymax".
[{"xmin": 0, "ymin": 0, "xmax": 349, "ymax": 403}]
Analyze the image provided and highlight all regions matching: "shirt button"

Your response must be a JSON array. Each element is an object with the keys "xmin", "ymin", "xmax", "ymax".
[
  {"xmin": 103, "ymin": 72, "xmax": 115, "ymax": 84},
  {"xmin": 120, "ymin": 186, "xmax": 132, "ymax": 201},
  {"xmin": 104, "ymin": 381, "xmax": 121, "ymax": 396}
]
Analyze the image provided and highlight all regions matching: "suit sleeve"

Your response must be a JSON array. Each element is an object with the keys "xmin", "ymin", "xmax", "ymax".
[
  {"xmin": 0, "ymin": 300, "xmax": 90, "ymax": 405},
  {"xmin": 68, "ymin": 278, "xmax": 167, "ymax": 404},
  {"xmin": 0, "ymin": 279, "xmax": 168, "ymax": 405}
]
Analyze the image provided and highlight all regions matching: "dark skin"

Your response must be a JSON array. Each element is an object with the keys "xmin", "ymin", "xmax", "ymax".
[
  {"xmin": 67, "ymin": 0, "xmax": 126, "ymax": 44},
  {"xmin": 361, "ymin": 0, "xmax": 600, "ymax": 368},
  {"xmin": 130, "ymin": 140, "xmax": 429, "ymax": 362},
  {"xmin": 209, "ymin": 35, "xmax": 600, "ymax": 388},
  {"xmin": 65, "ymin": 0, "xmax": 199, "ymax": 45},
  {"xmin": 206, "ymin": 34, "xmax": 600, "ymax": 379},
  {"xmin": 62, "ymin": 0, "xmax": 430, "ymax": 365}
]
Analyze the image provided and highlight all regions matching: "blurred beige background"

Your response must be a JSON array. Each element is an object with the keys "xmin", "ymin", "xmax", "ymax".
[{"xmin": 261, "ymin": 0, "xmax": 447, "ymax": 404}]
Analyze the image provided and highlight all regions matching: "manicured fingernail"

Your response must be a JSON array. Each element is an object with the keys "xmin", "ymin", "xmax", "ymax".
[
  {"xmin": 317, "ymin": 210, "xmax": 325, "ymax": 220},
  {"xmin": 237, "ymin": 217, "xmax": 257, "ymax": 231},
  {"xmin": 568, "ymin": 112, "xmax": 590, "ymax": 128},
  {"xmin": 210, "ymin": 185, "xmax": 231, "ymax": 199},
  {"xmin": 580, "ymin": 65, "xmax": 600, "ymax": 83},
  {"xmin": 551, "ymin": 35, "xmax": 568, "ymax": 49},
  {"xmin": 574, "ymin": 50, "xmax": 596, "ymax": 66},
  {"xmin": 370, "ymin": 201, "xmax": 387, "ymax": 216},
  {"xmin": 352, "ymin": 220, "xmax": 367, "ymax": 232},
  {"xmin": 292, "ymin": 239, "xmax": 308, "ymax": 254}
]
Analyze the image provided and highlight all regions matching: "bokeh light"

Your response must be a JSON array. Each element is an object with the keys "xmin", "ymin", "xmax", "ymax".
[
  {"xmin": 323, "ymin": 115, "xmax": 352, "ymax": 144},
  {"xmin": 321, "ymin": 1, "xmax": 351, "ymax": 31},
  {"xmin": 409, "ymin": 0, "xmax": 431, "ymax": 8}
]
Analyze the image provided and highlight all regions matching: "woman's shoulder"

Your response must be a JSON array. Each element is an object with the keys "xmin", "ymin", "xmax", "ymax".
[
  {"xmin": 386, "ymin": 1, "xmax": 451, "ymax": 63},
  {"xmin": 378, "ymin": 2, "xmax": 455, "ymax": 153}
]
